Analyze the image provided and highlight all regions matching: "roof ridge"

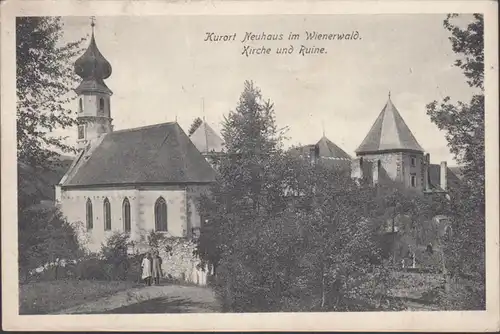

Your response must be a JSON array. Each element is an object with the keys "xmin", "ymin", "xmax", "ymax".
[{"xmin": 111, "ymin": 121, "xmax": 177, "ymax": 134}]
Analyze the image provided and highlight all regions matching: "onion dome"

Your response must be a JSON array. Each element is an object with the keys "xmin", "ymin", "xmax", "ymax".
[
  {"xmin": 74, "ymin": 32, "xmax": 112, "ymax": 80},
  {"xmin": 74, "ymin": 20, "xmax": 113, "ymax": 95}
]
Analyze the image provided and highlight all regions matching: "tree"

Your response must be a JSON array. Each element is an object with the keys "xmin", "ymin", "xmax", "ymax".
[
  {"xmin": 188, "ymin": 117, "xmax": 203, "ymax": 136},
  {"xmin": 196, "ymin": 81, "xmax": 289, "ymax": 307},
  {"xmin": 18, "ymin": 205, "xmax": 82, "ymax": 281},
  {"xmin": 197, "ymin": 81, "xmax": 402, "ymax": 311},
  {"xmin": 17, "ymin": 17, "xmax": 85, "ymax": 168},
  {"xmin": 425, "ymin": 14, "xmax": 485, "ymax": 309}
]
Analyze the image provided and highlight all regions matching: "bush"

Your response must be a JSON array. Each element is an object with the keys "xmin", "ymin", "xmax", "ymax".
[
  {"xmin": 101, "ymin": 232, "xmax": 132, "ymax": 281},
  {"xmin": 74, "ymin": 256, "xmax": 110, "ymax": 280}
]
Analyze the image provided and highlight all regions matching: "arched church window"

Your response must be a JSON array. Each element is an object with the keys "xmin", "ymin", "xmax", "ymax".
[
  {"xmin": 123, "ymin": 198, "xmax": 131, "ymax": 232},
  {"xmin": 103, "ymin": 198, "xmax": 111, "ymax": 231},
  {"xmin": 154, "ymin": 197, "xmax": 168, "ymax": 232},
  {"xmin": 99, "ymin": 98, "xmax": 105, "ymax": 113},
  {"xmin": 86, "ymin": 198, "xmax": 93, "ymax": 230},
  {"xmin": 79, "ymin": 98, "xmax": 83, "ymax": 113}
]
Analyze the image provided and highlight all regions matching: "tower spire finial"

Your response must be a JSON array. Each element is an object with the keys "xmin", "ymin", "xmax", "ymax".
[
  {"xmin": 322, "ymin": 120, "xmax": 325, "ymax": 137},
  {"xmin": 388, "ymin": 90, "xmax": 391, "ymax": 99},
  {"xmin": 202, "ymin": 97, "xmax": 206, "ymax": 121},
  {"xmin": 90, "ymin": 16, "xmax": 96, "ymax": 34}
]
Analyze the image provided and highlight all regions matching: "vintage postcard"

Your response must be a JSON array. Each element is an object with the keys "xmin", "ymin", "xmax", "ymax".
[{"xmin": 1, "ymin": 0, "xmax": 499, "ymax": 331}]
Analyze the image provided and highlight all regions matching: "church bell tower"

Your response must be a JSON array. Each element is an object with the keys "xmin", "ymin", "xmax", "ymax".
[{"xmin": 74, "ymin": 18, "xmax": 113, "ymax": 150}]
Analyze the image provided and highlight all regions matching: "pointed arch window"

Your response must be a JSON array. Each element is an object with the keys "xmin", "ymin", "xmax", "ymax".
[
  {"xmin": 123, "ymin": 198, "xmax": 131, "ymax": 232},
  {"xmin": 99, "ymin": 97, "xmax": 105, "ymax": 113},
  {"xmin": 79, "ymin": 98, "xmax": 83, "ymax": 113},
  {"xmin": 154, "ymin": 197, "xmax": 168, "ymax": 232},
  {"xmin": 103, "ymin": 198, "xmax": 111, "ymax": 231},
  {"xmin": 86, "ymin": 198, "xmax": 93, "ymax": 230}
]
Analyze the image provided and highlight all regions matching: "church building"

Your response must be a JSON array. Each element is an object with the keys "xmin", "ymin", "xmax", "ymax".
[{"xmin": 55, "ymin": 22, "xmax": 216, "ymax": 256}]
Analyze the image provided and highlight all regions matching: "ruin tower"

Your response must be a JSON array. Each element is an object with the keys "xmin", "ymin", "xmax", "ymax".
[{"xmin": 353, "ymin": 93, "xmax": 425, "ymax": 190}]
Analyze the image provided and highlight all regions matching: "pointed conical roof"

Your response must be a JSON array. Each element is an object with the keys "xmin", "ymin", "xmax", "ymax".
[
  {"xmin": 189, "ymin": 121, "xmax": 224, "ymax": 154},
  {"xmin": 355, "ymin": 96, "xmax": 424, "ymax": 154},
  {"xmin": 316, "ymin": 136, "xmax": 351, "ymax": 160}
]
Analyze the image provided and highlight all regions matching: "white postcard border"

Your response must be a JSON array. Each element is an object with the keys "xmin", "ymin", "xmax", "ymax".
[{"xmin": 1, "ymin": 0, "xmax": 498, "ymax": 331}]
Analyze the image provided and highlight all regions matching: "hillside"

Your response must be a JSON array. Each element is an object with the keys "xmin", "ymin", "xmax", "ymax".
[{"xmin": 18, "ymin": 156, "xmax": 74, "ymax": 208}]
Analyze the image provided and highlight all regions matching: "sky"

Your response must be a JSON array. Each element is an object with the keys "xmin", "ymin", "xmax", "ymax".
[{"xmin": 56, "ymin": 14, "xmax": 479, "ymax": 165}]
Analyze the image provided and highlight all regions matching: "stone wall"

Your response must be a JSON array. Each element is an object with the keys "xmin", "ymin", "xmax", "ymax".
[{"xmin": 156, "ymin": 237, "xmax": 212, "ymax": 286}]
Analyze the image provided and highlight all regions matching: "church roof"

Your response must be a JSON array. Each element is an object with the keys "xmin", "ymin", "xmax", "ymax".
[
  {"xmin": 62, "ymin": 122, "xmax": 216, "ymax": 187},
  {"xmin": 189, "ymin": 121, "xmax": 224, "ymax": 154},
  {"xmin": 315, "ymin": 136, "xmax": 351, "ymax": 160},
  {"xmin": 355, "ymin": 96, "xmax": 424, "ymax": 154}
]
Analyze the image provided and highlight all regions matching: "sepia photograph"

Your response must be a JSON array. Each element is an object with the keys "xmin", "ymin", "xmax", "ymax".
[{"xmin": 1, "ymin": 0, "xmax": 499, "ymax": 331}]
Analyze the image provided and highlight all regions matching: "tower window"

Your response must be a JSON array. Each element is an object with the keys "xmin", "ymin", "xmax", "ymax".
[
  {"xmin": 78, "ymin": 125, "xmax": 85, "ymax": 139},
  {"xmin": 123, "ymin": 198, "xmax": 131, "ymax": 232},
  {"xmin": 410, "ymin": 174, "xmax": 417, "ymax": 187},
  {"xmin": 410, "ymin": 156, "xmax": 416, "ymax": 167},
  {"xmin": 86, "ymin": 198, "xmax": 93, "ymax": 230},
  {"xmin": 79, "ymin": 98, "xmax": 83, "ymax": 113},
  {"xmin": 99, "ymin": 97, "xmax": 105, "ymax": 113},
  {"xmin": 103, "ymin": 198, "xmax": 111, "ymax": 231},
  {"xmin": 154, "ymin": 197, "xmax": 168, "ymax": 232}
]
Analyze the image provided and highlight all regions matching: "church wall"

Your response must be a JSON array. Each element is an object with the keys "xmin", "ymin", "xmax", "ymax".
[
  {"xmin": 59, "ymin": 185, "xmax": 209, "ymax": 253},
  {"xmin": 137, "ymin": 189, "xmax": 187, "ymax": 238},
  {"xmin": 186, "ymin": 185, "xmax": 211, "ymax": 237},
  {"xmin": 59, "ymin": 188, "xmax": 138, "ymax": 253}
]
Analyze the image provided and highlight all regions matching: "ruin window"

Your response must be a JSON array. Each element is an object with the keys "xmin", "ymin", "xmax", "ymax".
[
  {"xmin": 78, "ymin": 125, "xmax": 85, "ymax": 139},
  {"xmin": 123, "ymin": 198, "xmax": 131, "ymax": 232},
  {"xmin": 79, "ymin": 98, "xmax": 83, "ymax": 113},
  {"xmin": 411, "ymin": 156, "xmax": 416, "ymax": 167},
  {"xmin": 99, "ymin": 97, "xmax": 105, "ymax": 112},
  {"xmin": 154, "ymin": 197, "xmax": 168, "ymax": 232},
  {"xmin": 410, "ymin": 174, "xmax": 417, "ymax": 187},
  {"xmin": 86, "ymin": 198, "xmax": 93, "ymax": 230},
  {"xmin": 103, "ymin": 198, "xmax": 111, "ymax": 231}
]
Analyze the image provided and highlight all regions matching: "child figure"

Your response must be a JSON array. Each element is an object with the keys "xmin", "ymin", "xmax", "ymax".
[{"xmin": 141, "ymin": 252, "xmax": 152, "ymax": 286}]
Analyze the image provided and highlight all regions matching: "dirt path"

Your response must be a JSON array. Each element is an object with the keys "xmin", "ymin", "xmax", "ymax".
[{"xmin": 53, "ymin": 284, "xmax": 220, "ymax": 314}]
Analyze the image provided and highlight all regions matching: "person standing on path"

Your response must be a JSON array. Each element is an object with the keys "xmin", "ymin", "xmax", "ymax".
[
  {"xmin": 152, "ymin": 251, "xmax": 163, "ymax": 285},
  {"xmin": 141, "ymin": 252, "xmax": 152, "ymax": 286}
]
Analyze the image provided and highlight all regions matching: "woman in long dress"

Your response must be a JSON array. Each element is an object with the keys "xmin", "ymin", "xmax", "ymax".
[
  {"xmin": 141, "ymin": 252, "xmax": 152, "ymax": 286},
  {"xmin": 152, "ymin": 251, "xmax": 163, "ymax": 285}
]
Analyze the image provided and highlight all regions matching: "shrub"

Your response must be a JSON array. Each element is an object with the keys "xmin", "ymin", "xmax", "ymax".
[
  {"xmin": 101, "ymin": 232, "xmax": 132, "ymax": 280},
  {"xmin": 74, "ymin": 256, "xmax": 110, "ymax": 280}
]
